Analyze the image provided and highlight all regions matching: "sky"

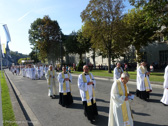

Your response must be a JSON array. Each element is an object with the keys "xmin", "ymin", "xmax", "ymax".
[{"xmin": 0, "ymin": 0, "xmax": 134, "ymax": 55}]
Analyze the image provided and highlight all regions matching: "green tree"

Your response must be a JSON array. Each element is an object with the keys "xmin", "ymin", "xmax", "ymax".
[
  {"xmin": 123, "ymin": 8, "xmax": 158, "ymax": 64},
  {"xmin": 65, "ymin": 30, "xmax": 91, "ymax": 61},
  {"xmin": 29, "ymin": 50, "xmax": 39, "ymax": 63},
  {"xmin": 81, "ymin": 0, "xmax": 129, "ymax": 73},
  {"xmin": 18, "ymin": 57, "xmax": 31, "ymax": 65},
  {"xmin": 29, "ymin": 15, "xmax": 62, "ymax": 65},
  {"xmin": 129, "ymin": 0, "xmax": 168, "ymax": 37},
  {"xmin": 10, "ymin": 51, "xmax": 28, "ymax": 65}
]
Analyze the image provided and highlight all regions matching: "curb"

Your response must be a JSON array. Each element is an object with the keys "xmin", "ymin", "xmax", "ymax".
[{"xmin": 4, "ymin": 71, "xmax": 42, "ymax": 126}]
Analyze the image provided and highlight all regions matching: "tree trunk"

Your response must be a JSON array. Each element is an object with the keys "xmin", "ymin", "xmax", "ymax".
[
  {"xmin": 92, "ymin": 49, "xmax": 96, "ymax": 69},
  {"xmin": 136, "ymin": 49, "xmax": 140, "ymax": 70},
  {"xmin": 79, "ymin": 54, "xmax": 83, "ymax": 62},
  {"xmin": 108, "ymin": 49, "xmax": 112, "ymax": 73}
]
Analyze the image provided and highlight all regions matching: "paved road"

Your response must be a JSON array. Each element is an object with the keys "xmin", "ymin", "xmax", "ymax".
[{"xmin": 5, "ymin": 70, "xmax": 168, "ymax": 126}]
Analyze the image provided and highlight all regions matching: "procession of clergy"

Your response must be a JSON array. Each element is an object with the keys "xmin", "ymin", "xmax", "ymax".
[{"xmin": 10, "ymin": 62, "xmax": 168, "ymax": 126}]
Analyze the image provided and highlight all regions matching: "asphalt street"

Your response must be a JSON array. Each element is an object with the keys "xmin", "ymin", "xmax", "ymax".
[{"xmin": 5, "ymin": 69, "xmax": 168, "ymax": 126}]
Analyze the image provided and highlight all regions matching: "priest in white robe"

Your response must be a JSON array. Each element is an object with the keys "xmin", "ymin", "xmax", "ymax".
[
  {"xmin": 136, "ymin": 62, "xmax": 152, "ymax": 101},
  {"xmin": 31, "ymin": 66, "xmax": 36, "ymax": 80},
  {"xmin": 44, "ymin": 65, "xmax": 49, "ymax": 76},
  {"xmin": 22, "ymin": 66, "xmax": 26, "ymax": 77},
  {"xmin": 40, "ymin": 65, "xmax": 44, "ymax": 78},
  {"xmin": 161, "ymin": 64, "xmax": 168, "ymax": 106},
  {"xmin": 108, "ymin": 72, "xmax": 133, "ymax": 126},
  {"xmin": 57, "ymin": 67, "xmax": 73, "ymax": 107},
  {"xmin": 36, "ymin": 66, "xmax": 42, "ymax": 79},
  {"xmin": 113, "ymin": 62, "xmax": 123, "ymax": 82},
  {"xmin": 78, "ymin": 65, "xmax": 98, "ymax": 124},
  {"xmin": 45, "ymin": 65, "xmax": 57, "ymax": 99},
  {"xmin": 11, "ymin": 66, "xmax": 15, "ymax": 75}
]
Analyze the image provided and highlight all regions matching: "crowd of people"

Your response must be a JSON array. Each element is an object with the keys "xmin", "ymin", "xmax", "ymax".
[{"xmin": 9, "ymin": 61, "xmax": 168, "ymax": 125}]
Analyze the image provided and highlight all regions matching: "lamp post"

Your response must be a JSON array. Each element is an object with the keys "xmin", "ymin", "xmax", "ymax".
[{"xmin": 60, "ymin": 34, "xmax": 63, "ymax": 69}]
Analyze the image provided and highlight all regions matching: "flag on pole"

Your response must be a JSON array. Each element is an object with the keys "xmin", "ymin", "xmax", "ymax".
[
  {"xmin": 2, "ymin": 24, "xmax": 11, "ymax": 43},
  {"xmin": 2, "ymin": 44, "xmax": 6, "ymax": 57}
]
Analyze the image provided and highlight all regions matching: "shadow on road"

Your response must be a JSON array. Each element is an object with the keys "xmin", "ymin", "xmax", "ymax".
[
  {"xmin": 97, "ymin": 105, "xmax": 109, "ymax": 114},
  {"xmin": 96, "ymin": 98, "xmax": 110, "ymax": 103},
  {"xmin": 73, "ymin": 96, "xmax": 110, "ymax": 103},
  {"xmin": 148, "ymin": 99, "xmax": 161, "ymax": 103},
  {"xmin": 132, "ymin": 110, "xmax": 150, "ymax": 116},
  {"xmin": 69, "ymin": 103, "xmax": 83, "ymax": 109},
  {"xmin": 134, "ymin": 121, "xmax": 167, "ymax": 126},
  {"xmin": 73, "ymin": 96, "xmax": 81, "ymax": 101},
  {"xmin": 150, "ymin": 93, "xmax": 163, "ymax": 97},
  {"xmin": 94, "ymin": 114, "xmax": 108, "ymax": 126}
]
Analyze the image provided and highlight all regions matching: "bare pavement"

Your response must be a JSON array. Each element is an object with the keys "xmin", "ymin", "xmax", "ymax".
[{"xmin": 4, "ymin": 69, "xmax": 168, "ymax": 126}]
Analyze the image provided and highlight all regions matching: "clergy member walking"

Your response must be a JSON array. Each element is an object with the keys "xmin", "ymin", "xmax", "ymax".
[
  {"xmin": 78, "ymin": 65, "xmax": 98, "ymax": 124},
  {"xmin": 57, "ymin": 67, "xmax": 73, "ymax": 107},
  {"xmin": 45, "ymin": 65, "xmax": 57, "ymax": 99},
  {"xmin": 113, "ymin": 62, "xmax": 123, "ymax": 82},
  {"xmin": 108, "ymin": 72, "xmax": 133, "ymax": 126},
  {"xmin": 136, "ymin": 62, "xmax": 152, "ymax": 101},
  {"xmin": 161, "ymin": 64, "xmax": 168, "ymax": 106}
]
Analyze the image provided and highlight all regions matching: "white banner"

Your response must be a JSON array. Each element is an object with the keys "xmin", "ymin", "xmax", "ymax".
[{"xmin": 2, "ymin": 24, "xmax": 11, "ymax": 43}]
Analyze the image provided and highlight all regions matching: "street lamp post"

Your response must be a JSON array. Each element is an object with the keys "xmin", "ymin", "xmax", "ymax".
[{"xmin": 60, "ymin": 34, "xmax": 63, "ymax": 69}]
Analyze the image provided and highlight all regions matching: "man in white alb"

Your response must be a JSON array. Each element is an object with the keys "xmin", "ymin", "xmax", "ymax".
[
  {"xmin": 57, "ymin": 67, "xmax": 73, "ymax": 107},
  {"xmin": 161, "ymin": 64, "xmax": 168, "ymax": 106},
  {"xmin": 136, "ymin": 62, "xmax": 152, "ymax": 101},
  {"xmin": 31, "ymin": 66, "xmax": 36, "ymax": 80},
  {"xmin": 108, "ymin": 72, "xmax": 133, "ymax": 126},
  {"xmin": 45, "ymin": 65, "xmax": 57, "ymax": 99},
  {"xmin": 113, "ymin": 62, "xmax": 123, "ymax": 82}
]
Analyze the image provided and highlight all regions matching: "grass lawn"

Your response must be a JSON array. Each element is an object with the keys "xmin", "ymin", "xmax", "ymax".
[
  {"xmin": 1, "ymin": 71, "xmax": 18, "ymax": 126},
  {"xmin": 71, "ymin": 70, "xmax": 164, "ymax": 82}
]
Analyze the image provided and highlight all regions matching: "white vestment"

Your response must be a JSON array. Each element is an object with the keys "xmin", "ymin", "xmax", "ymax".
[
  {"xmin": 46, "ymin": 70, "xmax": 57, "ymax": 96},
  {"xmin": 31, "ymin": 68, "xmax": 36, "ymax": 80},
  {"xmin": 22, "ymin": 68, "xmax": 26, "ymax": 77},
  {"xmin": 16, "ymin": 68, "xmax": 20, "ymax": 75},
  {"xmin": 36, "ymin": 68, "xmax": 41, "ymax": 79},
  {"xmin": 40, "ymin": 66, "xmax": 44, "ymax": 77},
  {"xmin": 108, "ymin": 79, "xmax": 133, "ymax": 126},
  {"xmin": 161, "ymin": 65, "xmax": 168, "ymax": 105},
  {"xmin": 44, "ymin": 67, "xmax": 49, "ymax": 75},
  {"xmin": 137, "ymin": 66, "xmax": 152, "ymax": 91},
  {"xmin": 78, "ymin": 73, "xmax": 96, "ymax": 101},
  {"xmin": 57, "ymin": 72, "xmax": 72, "ymax": 93},
  {"xmin": 11, "ymin": 67, "xmax": 14, "ymax": 73},
  {"xmin": 113, "ymin": 67, "xmax": 123, "ymax": 82}
]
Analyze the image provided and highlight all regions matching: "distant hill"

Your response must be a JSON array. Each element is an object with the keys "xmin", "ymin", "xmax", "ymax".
[{"xmin": 10, "ymin": 51, "xmax": 29, "ymax": 65}]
